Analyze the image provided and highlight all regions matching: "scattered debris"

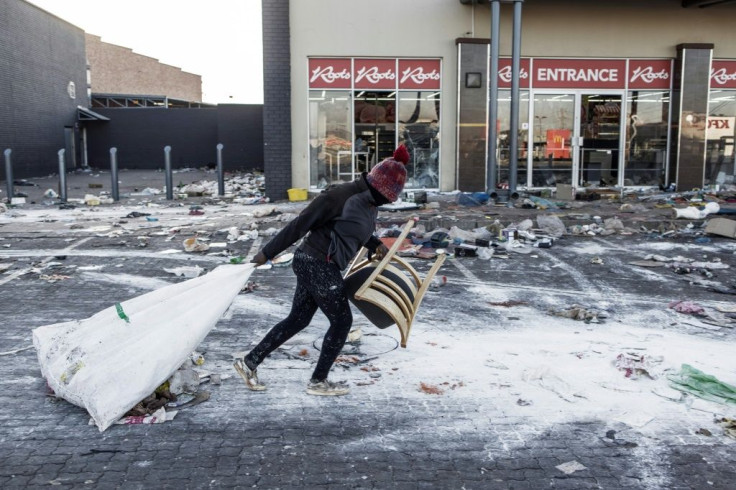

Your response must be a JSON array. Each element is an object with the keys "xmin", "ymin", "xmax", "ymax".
[
  {"xmin": 614, "ymin": 352, "xmax": 663, "ymax": 380},
  {"xmin": 183, "ymin": 236, "xmax": 210, "ymax": 253},
  {"xmin": 550, "ymin": 304, "xmax": 608, "ymax": 323},
  {"xmin": 488, "ymin": 300, "xmax": 527, "ymax": 307},
  {"xmin": 419, "ymin": 382, "xmax": 444, "ymax": 395},
  {"xmin": 719, "ymin": 417, "xmax": 736, "ymax": 439},
  {"xmin": 164, "ymin": 266, "xmax": 204, "ymax": 278},
  {"xmin": 669, "ymin": 300, "xmax": 706, "ymax": 316},
  {"xmin": 668, "ymin": 364, "xmax": 736, "ymax": 406},
  {"xmin": 556, "ymin": 461, "xmax": 587, "ymax": 475}
]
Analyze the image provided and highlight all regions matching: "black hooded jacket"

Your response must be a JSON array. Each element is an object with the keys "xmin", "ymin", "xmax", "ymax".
[{"xmin": 262, "ymin": 174, "xmax": 387, "ymax": 270}]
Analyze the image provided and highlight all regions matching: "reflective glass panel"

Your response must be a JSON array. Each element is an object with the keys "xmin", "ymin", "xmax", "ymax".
[
  {"xmin": 531, "ymin": 93, "xmax": 575, "ymax": 186},
  {"xmin": 580, "ymin": 94, "xmax": 621, "ymax": 187},
  {"xmin": 353, "ymin": 91, "xmax": 397, "ymax": 182},
  {"xmin": 398, "ymin": 91, "xmax": 440, "ymax": 189},
  {"xmin": 497, "ymin": 90, "xmax": 529, "ymax": 188},
  {"xmin": 624, "ymin": 91, "xmax": 669, "ymax": 186},
  {"xmin": 308, "ymin": 90, "xmax": 352, "ymax": 188},
  {"xmin": 706, "ymin": 90, "xmax": 736, "ymax": 186}
]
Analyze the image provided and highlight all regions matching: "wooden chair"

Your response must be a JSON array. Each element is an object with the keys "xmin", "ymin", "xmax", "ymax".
[{"xmin": 344, "ymin": 219, "xmax": 446, "ymax": 347}]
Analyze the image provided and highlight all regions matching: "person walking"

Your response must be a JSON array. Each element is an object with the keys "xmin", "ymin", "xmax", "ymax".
[{"xmin": 234, "ymin": 145, "xmax": 410, "ymax": 396}]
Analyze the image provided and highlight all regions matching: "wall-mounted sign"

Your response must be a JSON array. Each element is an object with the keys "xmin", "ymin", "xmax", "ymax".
[
  {"xmin": 308, "ymin": 58, "xmax": 441, "ymax": 90},
  {"xmin": 353, "ymin": 59, "xmax": 397, "ymax": 90},
  {"xmin": 628, "ymin": 59, "xmax": 671, "ymax": 89},
  {"xmin": 711, "ymin": 60, "xmax": 736, "ymax": 89},
  {"xmin": 497, "ymin": 58, "xmax": 531, "ymax": 89},
  {"xmin": 398, "ymin": 59, "xmax": 441, "ymax": 90},
  {"xmin": 533, "ymin": 58, "xmax": 627, "ymax": 89},
  {"xmin": 308, "ymin": 58, "xmax": 352, "ymax": 89}
]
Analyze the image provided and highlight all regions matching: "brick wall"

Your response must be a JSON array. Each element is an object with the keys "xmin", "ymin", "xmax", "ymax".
[
  {"xmin": 261, "ymin": 0, "xmax": 291, "ymax": 201},
  {"xmin": 0, "ymin": 0, "xmax": 88, "ymax": 179},
  {"xmin": 85, "ymin": 33, "xmax": 202, "ymax": 102}
]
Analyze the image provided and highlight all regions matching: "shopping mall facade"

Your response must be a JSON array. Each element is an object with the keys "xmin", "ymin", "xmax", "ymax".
[{"xmin": 261, "ymin": 0, "xmax": 736, "ymax": 198}]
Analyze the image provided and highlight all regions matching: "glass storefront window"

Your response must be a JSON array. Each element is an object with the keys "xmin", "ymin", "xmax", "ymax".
[
  {"xmin": 353, "ymin": 91, "xmax": 397, "ymax": 182},
  {"xmin": 497, "ymin": 90, "xmax": 529, "ymax": 188},
  {"xmin": 531, "ymin": 93, "xmax": 575, "ymax": 186},
  {"xmin": 706, "ymin": 90, "xmax": 736, "ymax": 186},
  {"xmin": 308, "ymin": 90, "xmax": 352, "ymax": 188},
  {"xmin": 398, "ymin": 91, "xmax": 440, "ymax": 189},
  {"xmin": 624, "ymin": 91, "xmax": 669, "ymax": 187}
]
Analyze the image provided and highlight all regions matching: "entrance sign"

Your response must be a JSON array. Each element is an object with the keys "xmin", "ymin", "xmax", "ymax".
[
  {"xmin": 308, "ymin": 58, "xmax": 351, "ymax": 89},
  {"xmin": 628, "ymin": 60, "xmax": 671, "ymax": 89},
  {"xmin": 398, "ymin": 59, "xmax": 441, "ymax": 90},
  {"xmin": 533, "ymin": 59, "xmax": 627, "ymax": 89},
  {"xmin": 354, "ymin": 59, "xmax": 397, "ymax": 90},
  {"xmin": 711, "ymin": 61, "xmax": 736, "ymax": 89}
]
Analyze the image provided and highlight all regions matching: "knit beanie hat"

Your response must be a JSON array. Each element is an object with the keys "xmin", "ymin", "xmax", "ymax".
[{"xmin": 366, "ymin": 145, "xmax": 409, "ymax": 202}]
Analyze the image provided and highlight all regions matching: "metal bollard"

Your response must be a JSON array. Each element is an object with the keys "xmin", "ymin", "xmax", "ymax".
[
  {"xmin": 4, "ymin": 149, "xmax": 13, "ymax": 203},
  {"xmin": 58, "ymin": 149, "xmax": 67, "ymax": 202},
  {"xmin": 110, "ymin": 147, "xmax": 119, "ymax": 201},
  {"xmin": 216, "ymin": 143, "xmax": 225, "ymax": 196},
  {"xmin": 164, "ymin": 145, "xmax": 173, "ymax": 200}
]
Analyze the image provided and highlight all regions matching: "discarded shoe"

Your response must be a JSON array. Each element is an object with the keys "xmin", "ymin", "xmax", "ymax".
[
  {"xmin": 233, "ymin": 358, "xmax": 266, "ymax": 391},
  {"xmin": 306, "ymin": 379, "xmax": 350, "ymax": 396}
]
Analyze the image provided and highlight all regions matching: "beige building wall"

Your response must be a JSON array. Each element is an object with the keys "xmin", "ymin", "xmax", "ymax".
[
  {"xmin": 85, "ymin": 33, "xmax": 202, "ymax": 102},
  {"xmin": 289, "ymin": 0, "xmax": 736, "ymax": 191}
]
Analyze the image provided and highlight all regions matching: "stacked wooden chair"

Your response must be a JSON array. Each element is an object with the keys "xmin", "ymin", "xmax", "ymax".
[{"xmin": 344, "ymin": 219, "xmax": 446, "ymax": 347}]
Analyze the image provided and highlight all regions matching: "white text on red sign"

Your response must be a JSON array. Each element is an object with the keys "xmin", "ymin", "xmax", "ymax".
[
  {"xmin": 310, "ymin": 66, "xmax": 351, "ymax": 85},
  {"xmin": 630, "ymin": 66, "xmax": 669, "ymax": 84},
  {"xmin": 537, "ymin": 68, "xmax": 620, "ymax": 83},
  {"xmin": 711, "ymin": 68, "xmax": 736, "ymax": 85},
  {"xmin": 400, "ymin": 67, "xmax": 441, "ymax": 85}
]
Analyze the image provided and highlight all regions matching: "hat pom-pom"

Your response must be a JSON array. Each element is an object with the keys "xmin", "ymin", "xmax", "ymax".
[{"xmin": 393, "ymin": 145, "xmax": 410, "ymax": 165}]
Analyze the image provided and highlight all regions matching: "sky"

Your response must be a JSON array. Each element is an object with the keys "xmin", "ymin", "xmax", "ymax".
[{"xmin": 26, "ymin": 0, "xmax": 264, "ymax": 104}]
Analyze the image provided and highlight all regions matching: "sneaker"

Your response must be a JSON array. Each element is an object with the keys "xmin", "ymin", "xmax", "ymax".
[
  {"xmin": 233, "ymin": 358, "xmax": 266, "ymax": 391},
  {"xmin": 306, "ymin": 379, "xmax": 350, "ymax": 396}
]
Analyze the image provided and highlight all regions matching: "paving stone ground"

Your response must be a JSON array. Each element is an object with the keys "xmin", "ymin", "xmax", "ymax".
[{"xmin": 1, "ymin": 170, "xmax": 735, "ymax": 488}]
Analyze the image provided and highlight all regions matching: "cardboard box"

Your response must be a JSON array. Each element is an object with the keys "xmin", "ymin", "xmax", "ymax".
[
  {"xmin": 556, "ymin": 184, "xmax": 576, "ymax": 200},
  {"xmin": 705, "ymin": 217, "xmax": 736, "ymax": 239}
]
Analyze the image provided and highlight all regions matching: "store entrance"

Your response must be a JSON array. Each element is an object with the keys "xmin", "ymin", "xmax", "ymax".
[
  {"xmin": 578, "ymin": 93, "xmax": 622, "ymax": 187},
  {"xmin": 345, "ymin": 91, "xmax": 396, "ymax": 181},
  {"xmin": 531, "ymin": 92, "xmax": 622, "ymax": 188}
]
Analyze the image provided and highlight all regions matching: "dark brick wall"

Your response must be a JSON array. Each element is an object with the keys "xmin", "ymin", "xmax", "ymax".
[
  {"xmin": 85, "ymin": 108, "xmax": 219, "ymax": 169},
  {"xmin": 85, "ymin": 105, "xmax": 263, "ymax": 171},
  {"xmin": 0, "ymin": 0, "xmax": 88, "ymax": 180},
  {"xmin": 217, "ymin": 104, "xmax": 264, "ymax": 171},
  {"xmin": 261, "ymin": 0, "xmax": 292, "ymax": 201}
]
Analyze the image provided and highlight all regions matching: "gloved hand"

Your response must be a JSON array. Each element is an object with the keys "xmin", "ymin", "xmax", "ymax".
[
  {"xmin": 251, "ymin": 251, "xmax": 268, "ymax": 266},
  {"xmin": 373, "ymin": 243, "xmax": 390, "ymax": 261}
]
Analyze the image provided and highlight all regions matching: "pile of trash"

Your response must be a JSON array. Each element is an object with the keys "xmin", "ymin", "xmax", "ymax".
[
  {"xmin": 113, "ymin": 353, "xmax": 220, "ymax": 426},
  {"xmin": 376, "ymin": 216, "xmax": 565, "ymax": 260}
]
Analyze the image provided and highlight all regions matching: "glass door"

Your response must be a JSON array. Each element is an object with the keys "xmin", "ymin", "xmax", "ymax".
[
  {"xmin": 531, "ymin": 93, "xmax": 575, "ymax": 186},
  {"xmin": 350, "ymin": 91, "xmax": 396, "ymax": 182},
  {"xmin": 578, "ymin": 93, "xmax": 622, "ymax": 187}
]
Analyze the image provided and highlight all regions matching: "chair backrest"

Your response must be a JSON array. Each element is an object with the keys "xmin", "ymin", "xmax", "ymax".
[{"xmin": 344, "ymin": 219, "xmax": 446, "ymax": 347}]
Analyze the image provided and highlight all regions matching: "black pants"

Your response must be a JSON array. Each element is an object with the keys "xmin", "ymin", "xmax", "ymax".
[{"xmin": 245, "ymin": 249, "xmax": 352, "ymax": 382}]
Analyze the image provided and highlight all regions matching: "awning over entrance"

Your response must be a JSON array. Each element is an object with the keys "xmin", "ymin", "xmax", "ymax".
[{"xmin": 77, "ymin": 106, "xmax": 110, "ymax": 122}]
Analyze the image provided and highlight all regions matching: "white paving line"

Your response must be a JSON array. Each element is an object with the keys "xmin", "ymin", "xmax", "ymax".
[
  {"xmin": 0, "ymin": 237, "xmax": 94, "ymax": 286},
  {"xmin": 533, "ymin": 248, "xmax": 602, "ymax": 297},
  {"xmin": 246, "ymin": 237, "xmax": 263, "ymax": 262},
  {"xmin": 448, "ymin": 256, "xmax": 481, "ymax": 282}
]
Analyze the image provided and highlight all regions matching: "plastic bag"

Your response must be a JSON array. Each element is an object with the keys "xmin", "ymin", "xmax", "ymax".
[
  {"xmin": 536, "ymin": 214, "xmax": 566, "ymax": 238},
  {"xmin": 667, "ymin": 364, "xmax": 736, "ymax": 406},
  {"xmin": 33, "ymin": 264, "xmax": 255, "ymax": 431}
]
